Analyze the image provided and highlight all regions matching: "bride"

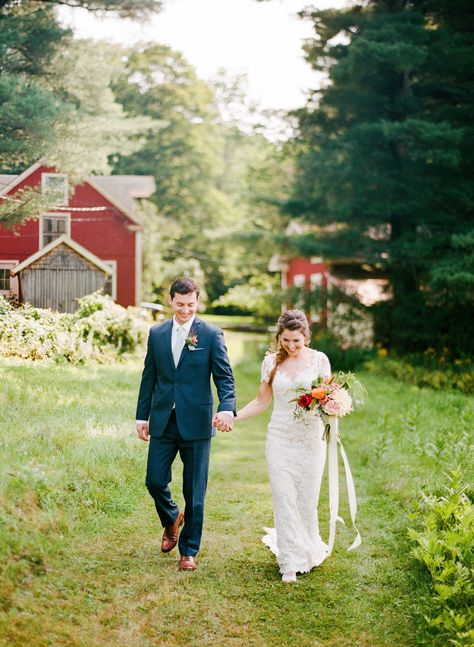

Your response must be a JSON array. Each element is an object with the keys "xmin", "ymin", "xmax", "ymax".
[{"xmin": 235, "ymin": 310, "xmax": 331, "ymax": 583}]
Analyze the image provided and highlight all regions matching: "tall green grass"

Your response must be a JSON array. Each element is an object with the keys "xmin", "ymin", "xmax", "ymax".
[{"xmin": 0, "ymin": 356, "xmax": 472, "ymax": 646}]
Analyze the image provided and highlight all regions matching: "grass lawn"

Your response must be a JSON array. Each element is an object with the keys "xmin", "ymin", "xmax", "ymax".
[{"xmin": 0, "ymin": 353, "xmax": 472, "ymax": 647}]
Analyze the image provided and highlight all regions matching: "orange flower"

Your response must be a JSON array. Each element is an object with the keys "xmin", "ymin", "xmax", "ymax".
[{"xmin": 311, "ymin": 387, "xmax": 327, "ymax": 400}]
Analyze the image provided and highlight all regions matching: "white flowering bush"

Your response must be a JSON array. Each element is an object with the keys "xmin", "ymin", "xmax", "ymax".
[
  {"xmin": 0, "ymin": 293, "xmax": 150, "ymax": 363},
  {"xmin": 74, "ymin": 292, "xmax": 148, "ymax": 354}
]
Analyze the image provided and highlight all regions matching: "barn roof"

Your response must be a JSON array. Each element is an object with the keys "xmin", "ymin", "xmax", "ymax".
[
  {"xmin": 10, "ymin": 235, "xmax": 112, "ymax": 277},
  {"xmin": 90, "ymin": 176, "xmax": 155, "ymax": 218},
  {"xmin": 0, "ymin": 162, "xmax": 43, "ymax": 197},
  {"xmin": 0, "ymin": 163, "xmax": 156, "ymax": 225},
  {"xmin": 0, "ymin": 174, "xmax": 19, "ymax": 191}
]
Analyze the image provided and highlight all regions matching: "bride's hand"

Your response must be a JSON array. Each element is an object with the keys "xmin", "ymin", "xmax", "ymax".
[{"xmin": 212, "ymin": 412, "xmax": 234, "ymax": 432}]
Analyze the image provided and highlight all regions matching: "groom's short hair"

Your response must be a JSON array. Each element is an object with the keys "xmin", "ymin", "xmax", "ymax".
[{"xmin": 169, "ymin": 277, "xmax": 200, "ymax": 299}]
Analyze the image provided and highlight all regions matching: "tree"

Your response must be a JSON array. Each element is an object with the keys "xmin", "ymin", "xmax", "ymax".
[
  {"xmin": 0, "ymin": 33, "xmax": 156, "ymax": 226},
  {"xmin": 212, "ymin": 273, "xmax": 283, "ymax": 319},
  {"xmin": 0, "ymin": 3, "xmax": 69, "ymax": 173},
  {"xmin": 0, "ymin": 37, "xmax": 155, "ymax": 226},
  {"xmin": 292, "ymin": 0, "xmax": 474, "ymax": 354},
  {"xmin": 0, "ymin": 0, "xmax": 160, "ymax": 225},
  {"xmin": 48, "ymin": 39, "xmax": 155, "ymax": 181},
  {"xmin": 412, "ymin": 0, "xmax": 474, "ymax": 325},
  {"xmin": 0, "ymin": 0, "xmax": 162, "ymax": 173},
  {"xmin": 111, "ymin": 45, "xmax": 238, "ymax": 301},
  {"xmin": 113, "ymin": 56, "xmax": 294, "ymax": 304},
  {"xmin": 112, "ymin": 44, "xmax": 224, "ymax": 221},
  {"xmin": 0, "ymin": 0, "xmax": 161, "ymax": 19}
]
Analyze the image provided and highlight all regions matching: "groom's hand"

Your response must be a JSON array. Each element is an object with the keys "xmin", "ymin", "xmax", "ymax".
[
  {"xmin": 213, "ymin": 412, "xmax": 234, "ymax": 433},
  {"xmin": 136, "ymin": 421, "xmax": 150, "ymax": 442}
]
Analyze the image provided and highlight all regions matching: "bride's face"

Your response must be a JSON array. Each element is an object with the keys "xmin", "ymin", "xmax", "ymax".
[{"xmin": 280, "ymin": 329, "xmax": 306, "ymax": 357}]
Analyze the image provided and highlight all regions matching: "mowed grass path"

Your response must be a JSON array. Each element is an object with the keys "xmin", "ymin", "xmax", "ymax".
[{"xmin": 0, "ymin": 355, "xmax": 472, "ymax": 646}]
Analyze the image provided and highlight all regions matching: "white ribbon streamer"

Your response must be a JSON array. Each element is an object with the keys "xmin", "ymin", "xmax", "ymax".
[{"xmin": 326, "ymin": 416, "xmax": 361, "ymax": 555}]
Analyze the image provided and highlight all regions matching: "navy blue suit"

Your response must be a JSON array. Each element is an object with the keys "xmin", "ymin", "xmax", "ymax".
[{"xmin": 136, "ymin": 317, "xmax": 236, "ymax": 555}]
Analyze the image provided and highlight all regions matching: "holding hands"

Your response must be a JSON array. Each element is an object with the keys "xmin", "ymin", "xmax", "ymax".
[
  {"xmin": 212, "ymin": 412, "xmax": 234, "ymax": 433},
  {"xmin": 137, "ymin": 413, "xmax": 234, "ymax": 439}
]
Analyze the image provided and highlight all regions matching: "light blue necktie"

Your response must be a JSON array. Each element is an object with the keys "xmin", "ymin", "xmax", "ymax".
[{"xmin": 172, "ymin": 325, "xmax": 185, "ymax": 367}]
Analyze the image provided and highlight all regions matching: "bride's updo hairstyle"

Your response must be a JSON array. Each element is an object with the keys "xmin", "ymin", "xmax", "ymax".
[{"xmin": 268, "ymin": 309, "xmax": 310, "ymax": 386}]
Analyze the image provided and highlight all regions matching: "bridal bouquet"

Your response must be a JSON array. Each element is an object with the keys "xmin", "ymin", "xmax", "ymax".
[{"xmin": 291, "ymin": 372, "xmax": 367, "ymax": 430}]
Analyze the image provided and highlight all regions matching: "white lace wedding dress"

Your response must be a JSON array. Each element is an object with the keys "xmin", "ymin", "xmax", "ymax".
[{"xmin": 261, "ymin": 350, "xmax": 331, "ymax": 574}]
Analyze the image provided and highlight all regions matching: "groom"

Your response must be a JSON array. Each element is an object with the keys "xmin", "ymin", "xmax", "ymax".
[{"xmin": 136, "ymin": 277, "xmax": 236, "ymax": 571}]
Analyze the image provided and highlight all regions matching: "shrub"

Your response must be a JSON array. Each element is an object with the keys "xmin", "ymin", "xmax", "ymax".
[
  {"xmin": 0, "ymin": 293, "xmax": 150, "ymax": 364},
  {"xmin": 211, "ymin": 274, "xmax": 283, "ymax": 319},
  {"xmin": 74, "ymin": 292, "xmax": 147, "ymax": 353},
  {"xmin": 365, "ymin": 354, "xmax": 474, "ymax": 394},
  {"xmin": 408, "ymin": 469, "xmax": 474, "ymax": 646},
  {"xmin": 312, "ymin": 331, "xmax": 375, "ymax": 371}
]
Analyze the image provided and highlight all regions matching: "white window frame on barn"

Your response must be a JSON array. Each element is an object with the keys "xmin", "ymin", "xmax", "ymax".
[
  {"xmin": 103, "ymin": 260, "xmax": 117, "ymax": 300},
  {"xmin": 39, "ymin": 213, "xmax": 71, "ymax": 248},
  {"xmin": 0, "ymin": 260, "xmax": 19, "ymax": 297},
  {"xmin": 41, "ymin": 173, "xmax": 69, "ymax": 206},
  {"xmin": 293, "ymin": 274, "xmax": 306, "ymax": 288},
  {"xmin": 310, "ymin": 273, "xmax": 323, "ymax": 290}
]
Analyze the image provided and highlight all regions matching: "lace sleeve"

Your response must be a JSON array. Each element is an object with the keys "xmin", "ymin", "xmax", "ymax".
[
  {"xmin": 261, "ymin": 353, "xmax": 276, "ymax": 383},
  {"xmin": 318, "ymin": 352, "xmax": 331, "ymax": 378}
]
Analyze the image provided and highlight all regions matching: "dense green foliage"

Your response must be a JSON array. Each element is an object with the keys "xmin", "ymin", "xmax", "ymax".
[
  {"xmin": 366, "ymin": 353, "xmax": 474, "ymax": 394},
  {"xmin": 212, "ymin": 273, "xmax": 283, "ymax": 318},
  {"xmin": 111, "ymin": 43, "xmax": 227, "ymax": 303},
  {"xmin": 312, "ymin": 331, "xmax": 376, "ymax": 372},
  {"xmin": 292, "ymin": 0, "xmax": 474, "ymax": 355},
  {"xmin": 112, "ymin": 44, "xmax": 221, "ymax": 224},
  {"xmin": 0, "ymin": 0, "xmax": 161, "ymax": 19},
  {"xmin": 408, "ymin": 469, "xmax": 474, "ymax": 646},
  {"xmin": 112, "ymin": 49, "xmax": 291, "ymax": 304},
  {"xmin": 0, "ymin": 3, "xmax": 69, "ymax": 173}
]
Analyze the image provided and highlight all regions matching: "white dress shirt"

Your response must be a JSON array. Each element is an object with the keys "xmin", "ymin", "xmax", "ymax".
[{"xmin": 171, "ymin": 316, "xmax": 195, "ymax": 361}]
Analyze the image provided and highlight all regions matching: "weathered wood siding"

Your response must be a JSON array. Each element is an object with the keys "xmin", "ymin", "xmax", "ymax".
[{"xmin": 20, "ymin": 245, "xmax": 106, "ymax": 312}]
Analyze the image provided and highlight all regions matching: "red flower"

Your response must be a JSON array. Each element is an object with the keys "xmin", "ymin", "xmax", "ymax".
[{"xmin": 298, "ymin": 394, "xmax": 313, "ymax": 409}]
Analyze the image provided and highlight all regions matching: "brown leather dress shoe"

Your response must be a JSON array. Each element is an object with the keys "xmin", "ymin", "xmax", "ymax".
[
  {"xmin": 178, "ymin": 555, "xmax": 197, "ymax": 571},
  {"xmin": 161, "ymin": 511, "xmax": 184, "ymax": 553}
]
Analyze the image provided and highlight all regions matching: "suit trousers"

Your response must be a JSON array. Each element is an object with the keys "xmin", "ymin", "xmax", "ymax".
[{"xmin": 145, "ymin": 410, "xmax": 211, "ymax": 557}]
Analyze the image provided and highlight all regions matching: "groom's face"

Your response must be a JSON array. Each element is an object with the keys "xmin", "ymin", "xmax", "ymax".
[{"xmin": 168, "ymin": 291, "xmax": 199, "ymax": 325}]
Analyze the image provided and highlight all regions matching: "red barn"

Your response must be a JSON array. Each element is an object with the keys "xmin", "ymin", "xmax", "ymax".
[
  {"xmin": 270, "ymin": 253, "xmax": 329, "ymax": 323},
  {"xmin": 280, "ymin": 255, "xmax": 386, "ymax": 309},
  {"xmin": 0, "ymin": 162, "xmax": 155, "ymax": 310},
  {"xmin": 269, "ymin": 222, "xmax": 388, "ymax": 345},
  {"xmin": 283, "ymin": 256, "xmax": 329, "ymax": 293}
]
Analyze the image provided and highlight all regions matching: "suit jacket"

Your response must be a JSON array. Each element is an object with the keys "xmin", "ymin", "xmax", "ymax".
[{"xmin": 136, "ymin": 317, "xmax": 236, "ymax": 440}]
